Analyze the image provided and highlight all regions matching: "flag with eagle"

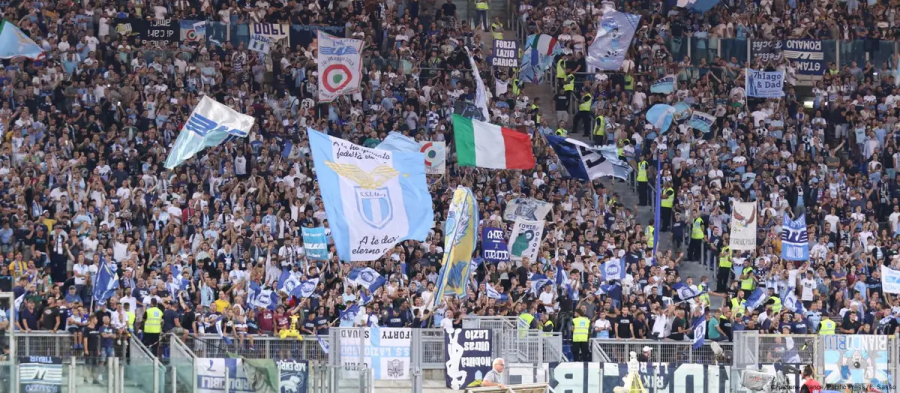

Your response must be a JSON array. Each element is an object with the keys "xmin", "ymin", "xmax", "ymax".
[{"xmin": 729, "ymin": 201, "xmax": 757, "ymax": 250}]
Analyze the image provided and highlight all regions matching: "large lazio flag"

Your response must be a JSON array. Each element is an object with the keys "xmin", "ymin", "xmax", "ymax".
[{"xmin": 452, "ymin": 114, "xmax": 535, "ymax": 170}]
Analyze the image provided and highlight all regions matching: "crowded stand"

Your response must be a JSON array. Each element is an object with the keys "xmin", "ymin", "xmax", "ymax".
[{"xmin": 0, "ymin": 0, "xmax": 897, "ymax": 374}]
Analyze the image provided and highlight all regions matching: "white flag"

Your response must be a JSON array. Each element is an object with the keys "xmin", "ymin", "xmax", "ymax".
[
  {"xmin": 317, "ymin": 31, "xmax": 364, "ymax": 102},
  {"xmin": 466, "ymin": 47, "xmax": 490, "ymax": 121},
  {"xmin": 729, "ymin": 201, "xmax": 758, "ymax": 250}
]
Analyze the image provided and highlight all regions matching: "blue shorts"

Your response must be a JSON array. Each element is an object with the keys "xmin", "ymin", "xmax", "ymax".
[{"xmin": 101, "ymin": 347, "xmax": 114, "ymax": 358}]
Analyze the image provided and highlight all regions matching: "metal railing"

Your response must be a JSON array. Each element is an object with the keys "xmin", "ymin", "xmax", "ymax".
[
  {"xmin": 462, "ymin": 316, "xmax": 566, "ymax": 363},
  {"xmin": 592, "ymin": 338, "xmax": 734, "ymax": 365}
]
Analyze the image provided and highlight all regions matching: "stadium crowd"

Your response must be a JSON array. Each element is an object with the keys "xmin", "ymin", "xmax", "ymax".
[{"xmin": 0, "ymin": 0, "xmax": 898, "ymax": 371}]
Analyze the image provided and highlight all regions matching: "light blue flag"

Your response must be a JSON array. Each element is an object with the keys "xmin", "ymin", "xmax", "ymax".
[
  {"xmin": 252, "ymin": 287, "xmax": 277, "ymax": 310},
  {"xmin": 745, "ymin": 288, "xmax": 768, "ymax": 311},
  {"xmin": 485, "ymin": 284, "xmax": 509, "ymax": 301},
  {"xmin": 650, "ymin": 75, "xmax": 676, "ymax": 94},
  {"xmin": 586, "ymin": 12, "xmax": 641, "ymax": 71},
  {"xmin": 782, "ymin": 290, "xmax": 806, "ymax": 314},
  {"xmin": 307, "ymin": 128, "xmax": 434, "ymax": 262},
  {"xmin": 645, "ymin": 104, "xmax": 675, "ymax": 133},
  {"xmin": 689, "ymin": 111, "xmax": 716, "ymax": 133},
  {"xmin": 13, "ymin": 291, "xmax": 26, "ymax": 331},
  {"xmin": 691, "ymin": 0, "xmax": 721, "ymax": 13},
  {"xmin": 164, "ymin": 96, "xmax": 255, "ymax": 169},
  {"xmin": 600, "ymin": 259, "xmax": 626, "ymax": 281},
  {"xmin": 92, "ymin": 259, "xmax": 119, "ymax": 303},
  {"xmin": 317, "ymin": 335, "xmax": 330, "ymax": 354},
  {"xmin": 0, "ymin": 21, "xmax": 43, "ymax": 60},
  {"xmin": 673, "ymin": 102, "xmax": 692, "ymax": 121},
  {"xmin": 520, "ymin": 34, "xmax": 562, "ymax": 84},
  {"xmin": 301, "ymin": 227, "xmax": 329, "ymax": 260},
  {"xmin": 781, "ymin": 213, "xmax": 809, "ymax": 261},
  {"xmin": 278, "ymin": 271, "xmax": 302, "ymax": 295},
  {"xmin": 376, "ymin": 131, "xmax": 421, "ymax": 153},
  {"xmin": 692, "ymin": 315, "xmax": 706, "ymax": 349},
  {"xmin": 290, "ymin": 278, "xmax": 319, "ymax": 299},
  {"xmin": 348, "ymin": 268, "xmax": 387, "ymax": 292}
]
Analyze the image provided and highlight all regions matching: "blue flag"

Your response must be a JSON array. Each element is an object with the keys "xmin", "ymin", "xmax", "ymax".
[
  {"xmin": 600, "ymin": 259, "xmax": 626, "ymax": 281},
  {"xmin": 745, "ymin": 288, "xmax": 768, "ymax": 311},
  {"xmin": 339, "ymin": 304, "xmax": 360, "ymax": 327},
  {"xmin": 673, "ymin": 282, "xmax": 705, "ymax": 302},
  {"xmin": 301, "ymin": 227, "xmax": 329, "ymax": 260},
  {"xmin": 782, "ymin": 291, "xmax": 806, "ymax": 314},
  {"xmin": 290, "ymin": 278, "xmax": 319, "ymax": 299},
  {"xmin": 307, "ymin": 128, "xmax": 434, "ymax": 262},
  {"xmin": 690, "ymin": 0, "xmax": 721, "ymax": 13},
  {"xmin": 376, "ymin": 131, "xmax": 421, "ymax": 153},
  {"xmin": 586, "ymin": 12, "xmax": 641, "ymax": 71},
  {"xmin": 692, "ymin": 315, "xmax": 706, "ymax": 349},
  {"xmin": 595, "ymin": 283, "xmax": 622, "ymax": 307},
  {"xmin": 92, "ymin": 259, "xmax": 119, "ymax": 304},
  {"xmin": 317, "ymin": 335, "xmax": 330, "ymax": 354},
  {"xmin": 781, "ymin": 213, "xmax": 809, "ymax": 261},
  {"xmin": 485, "ymin": 284, "xmax": 509, "ymax": 301},
  {"xmin": 650, "ymin": 75, "xmax": 676, "ymax": 94},
  {"xmin": 0, "ymin": 21, "xmax": 43, "ymax": 60},
  {"xmin": 529, "ymin": 274, "xmax": 551, "ymax": 295},
  {"xmin": 348, "ymin": 268, "xmax": 387, "ymax": 292},
  {"xmin": 278, "ymin": 270, "xmax": 302, "ymax": 295},
  {"xmin": 164, "ymin": 96, "xmax": 255, "ymax": 169},
  {"xmin": 545, "ymin": 135, "xmax": 633, "ymax": 181},
  {"xmin": 13, "ymin": 291, "xmax": 26, "ymax": 331},
  {"xmin": 645, "ymin": 104, "xmax": 675, "ymax": 133}
]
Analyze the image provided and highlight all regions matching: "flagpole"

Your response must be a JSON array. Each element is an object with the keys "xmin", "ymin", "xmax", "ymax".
[{"xmin": 652, "ymin": 152, "xmax": 662, "ymax": 264}]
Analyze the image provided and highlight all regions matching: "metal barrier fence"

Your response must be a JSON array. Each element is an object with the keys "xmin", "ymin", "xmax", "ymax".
[
  {"xmin": 462, "ymin": 317, "xmax": 566, "ymax": 363},
  {"xmin": 591, "ymin": 338, "xmax": 733, "ymax": 365}
]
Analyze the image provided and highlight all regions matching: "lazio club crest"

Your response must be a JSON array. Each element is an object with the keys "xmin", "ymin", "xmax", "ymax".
[{"xmin": 324, "ymin": 161, "xmax": 399, "ymax": 229}]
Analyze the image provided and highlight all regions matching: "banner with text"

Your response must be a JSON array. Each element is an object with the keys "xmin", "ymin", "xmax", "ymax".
[
  {"xmin": 301, "ymin": 227, "xmax": 329, "ymax": 260},
  {"xmin": 492, "ymin": 39, "xmax": 519, "ymax": 67},
  {"xmin": 277, "ymin": 359, "xmax": 308, "ymax": 393},
  {"xmin": 481, "ymin": 226, "xmax": 510, "ymax": 264},
  {"xmin": 338, "ymin": 328, "xmax": 411, "ymax": 380},
  {"xmin": 140, "ymin": 19, "xmax": 178, "ymax": 47},
  {"xmin": 249, "ymin": 23, "xmax": 289, "ymax": 54},
  {"xmin": 445, "ymin": 329, "xmax": 492, "ymax": 390},
  {"xmin": 750, "ymin": 40, "xmax": 783, "ymax": 63},
  {"xmin": 19, "ymin": 356, "xmax": 63, "ymax": 393},
  {"xmin": 745, "ymin": 69, "xmax": 784, "ymax": 98},
  {"xmin": 783, "ymin": 40, "xmax": 825, "ymax": 75},
  {"xmin": 729, "ymin": 201, "xmax": 757, "ymax": 250},
  {"xmin": 195, "ymin": 358, "xmax": 276, "ymax": 393},
  {"xmin": 823, "ymin": 335, "xmax": 891, "ymax": 386},
  {"xmin": 508, "ymin": 219, "xmax": 544, "ymax": 262}
]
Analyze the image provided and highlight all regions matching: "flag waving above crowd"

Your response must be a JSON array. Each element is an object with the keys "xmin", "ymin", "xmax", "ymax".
[
  {"xmin": 545, "ymin": 135, "xmax": 633, "ymax": 181},
  {"xmin": 307, "ymin": 128, "xmax": 434, "ymax": 262},
  {"xmin": 434, "ymin": 187, "xmax": 479, "ymax": 308},
  {"xmin": 317, "ymin": 31, "xmax": 364, "ymax": 102},
  {"xmin": 164, "ymin": 96, "xmax": 255, "ymax": 169}
]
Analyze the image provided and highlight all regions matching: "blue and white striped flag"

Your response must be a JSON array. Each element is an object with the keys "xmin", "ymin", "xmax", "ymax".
[
  {"xmin": 781, "ymin": 290, "xmax": 805, "ymax": 314},
  {"xmin": 485, "ymin": 284, "xmax": 509, "ymax": 301},
  {"xmin": 692, "ymin": 315, "xmax": 706, "ymax": 349}
]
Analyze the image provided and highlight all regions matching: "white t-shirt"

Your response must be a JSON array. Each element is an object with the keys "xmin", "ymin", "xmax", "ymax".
[
  {"xmin": 440, "ymin": 318, "xmax": 454, "ymax": 334},
  {"xmin": 800, "ymin": 278, "xmax": 816, "ymax": 301}
]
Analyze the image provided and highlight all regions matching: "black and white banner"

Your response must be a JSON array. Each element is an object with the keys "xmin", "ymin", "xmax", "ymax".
[
  {"xmin": 783, "ymin": 40, "xmax": 825, "ymax": 75},
  {"xmin": 19, "ymin": 356, "xmax": 63, "ymax": 393},
  {"xmin": 277, "ymin": 359, "xmax": 308, "ymax": 393},
  {"xmin": 445, "ymin": 329, "xmax": 492, "ymax": 390},
  {"xmin": 750, "ymin": 40, "xmax": 783, "ymax": 63},
  {"xmin": 492, "ymin": 39, "xmax": 519, "ymax": 67},
  {"xmin": 141, "ymin": 19, "xmax": 178, "ymax": 47},
  {"xmin": 249, "ymin": 23, "xmax": 289, "ymax": 54}
]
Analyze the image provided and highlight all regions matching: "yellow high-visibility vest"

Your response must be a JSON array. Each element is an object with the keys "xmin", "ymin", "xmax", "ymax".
[
  {"xmin": 731, "ymin": 298, "xmax": 746, "ymax": 315},
  {"xmin": 741, "ymin": 267, "xmax": 755, "ymax": 291},
  {"xmin": 625, "ymin": 74, "xmax": 634, "ymax": 90},
  {"xmin": 144, "ymin": 307, "xmax": 163, "ymax": 333},
  {"xmin": 637, "ymin": 161, "xmax": 648, "ymax": 182},
  {"xmin": 556, "ymin": 128, "xmax": 568, "ymax": 137},
  {"xmin": 572, "ymin": 317, "xmax": 589, "ymax": 342},
  {"xmin": 646, "ymin": 226, "xmax": 655, "ymax": 248},
  {"xmin": 661, "ymin": 187, "xmax": 674, "ymax": 208},
  {"xmin": 819, "ymin": 319, "xmax": 836, "ymax": 335},
  {"xmin": 518, "ymin": 312, "xmax": 534, "ymax": 338},
  {"xmin": 126, "ymin": 311, "xmax": 136, "ymax": 330},
  {"xmin": 491, "ymin": 22, "xmax": 503, "ymax": 39},
  {"xmin": 769, "ymin": 296, "xmax": 782, "ymax": 313},
  {"xmin": 556, "ymin": 60, "xmax": 566, "ymax": 79},
  {"xmin": 511, "ymin": 78, "xmax": 520, "ymax": 96},
  {"xmin": 593, "ymin": 116, "xmax": 605, "ymax": 136},
  {"xmin": 719, "ymin": 246, "xmax": 732, "ymax": 268},
  {"xmin": 475, "ymin": 1, "xmax": 488, "ymax": 9},
  {"xmin": 564, "ymin": 75, "xmax": 575, "ymax": 92},
  {"xmin": 698, "ymin": 283, "xmax": 710, "ymax": 306},
  {"xmin": 691, "ymin": 217, "xmax": 704, "ymax": 239},
  {"xmin": 578, "ymin": 93, "xmax": 592, "ymax": 112}
]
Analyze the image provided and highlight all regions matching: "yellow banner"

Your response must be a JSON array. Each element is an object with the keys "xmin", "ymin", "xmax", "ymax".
[{"xmin": 433, "ymin": 186, "xmax": 479, "ymax": 307}]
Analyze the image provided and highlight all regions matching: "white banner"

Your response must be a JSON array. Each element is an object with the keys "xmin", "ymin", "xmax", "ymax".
[
  {"xmin": 317, "ymin": 31, "xmax": 364, "ymax": 102},
  {"xmin": 729, "ymin": 202, "xmax": 757, "ymax": 250},
  {"xmin": 419, "ymin": 141, "xmax": 446, "ymax": 175},
  {"xmin": 745, "ymin": 69, "xmax": 784, "ymax": 98},
  {"xmin": 248, "ymin": 23, "xmax": 288, "ymax": 54},
  {"xmin": 339, "ymin": 328, "xmax": 411, "ymax": 380},
  {"xmin": 882, "ymin": 265, "xmax": 900, "ymax": 294},
  {"xmin": 508, "ymin": 219, "xmax": 545, "ymax": 261},
  {"xmin": 504, "ymin": 198, "xmax": 553, "ymax": 221}
]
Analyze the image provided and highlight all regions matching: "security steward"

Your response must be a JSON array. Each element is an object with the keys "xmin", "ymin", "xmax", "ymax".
[
  {"xmin": 716, "ymin": 243, "xmax": 733, "ymax": 292},
  {"xmin": 645, "ymin": 219, "xmax": 655, "ymax": 252},
  {"xmin": 740, "ymin": 261, "xmax": 756, "ymax": 292},
  {"xmin": 687, "ymin": 209, "xmax": 705, "ymax": 262},
  {"xmin": 818, "ymin": 317, "xmax": 836, "ymax": 335},
  {"xmin": 490, "ymin": 17, "xmax": 504, "ymax": 40},
  {"xmin": 592, "ymin": 110, "xmax": 606, "ymax": 145},
  {"xmin": 575, "ymin": 87, "xmax": 592, "ymax": 136},
  {"xmin": 555, "ymin": 121, "xmax": 568, "ymax": 137},
  {"xmin": 141, "ymin": 298, "xmax": 164, "ymax": 354},
  {"xmin": 660, "ymin": 181, "xmax": 674, "ymax": 231},
  {"xmin": 636, "ymin": 155, "xmax": 649, "ymax": 206},
  {"xmin": 571, "ymin": 309, "xmax": 590, "ymax": 361},
  {"xmin": 517, "ymin": 304, "xmax": 535, "ymax": 338}
]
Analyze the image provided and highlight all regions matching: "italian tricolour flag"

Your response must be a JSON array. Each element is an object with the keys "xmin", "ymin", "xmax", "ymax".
[{"xmin": 452, "ymin": 114, "xmax": 535, "ymax": 170}]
